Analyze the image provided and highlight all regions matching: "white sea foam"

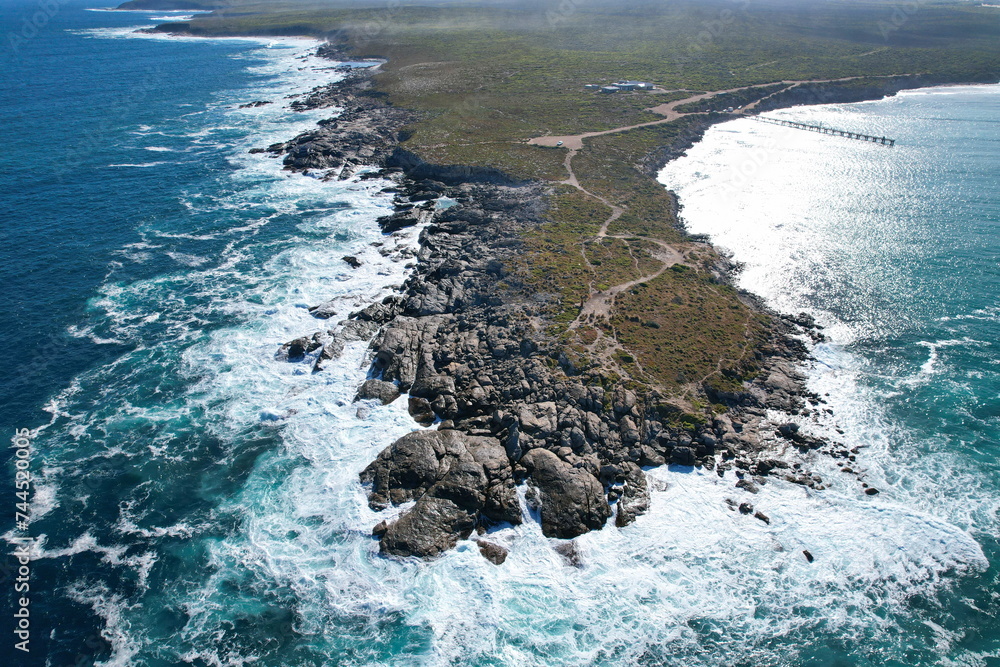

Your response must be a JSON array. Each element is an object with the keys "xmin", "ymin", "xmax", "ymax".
[
  {"xmin": 152, "ymin": 231, "xmax": 218, "ymax": 241},
  {"xmin": 30, "ymin": 478, "xmax": 59, "ymax": 520},
  {"xmin": 164, "ymin": 251, "xmax": 209, "ymax": 267},
  {"xmin": 84, "ymin": 7, "xmax": 206, "ymax": 13},
  {"xmin": 107, "ymin": 161, "xmax": 171, "ymax": 168},
  {"xmin": 44, "ymin": 24, "xmax": 1000, "ymax": 666},
  {"xmin": 180, "ymin": 388, "xmax": 986, "ymax": 664},
  {"xmin": 939, "ymin": 305, "xmax": 1000, "ymax": 323},
  {"xmin": 72, "ymin": 25, "xmax": 320, "ymax": 52},
  {"xmin": 651, "ymin": 87, "xmax": 999, "ymax": 662},
  {"xmin": 32, "ymin": 531, "xmax": 158, "ymax": 585},
  {"xmin": 67, "ymin": 581, "xmax": 143, "ymax": 667},
  {"xmin": 904, "ymin": 338, "xmax": 992, "ymax": 387},
  {"xmin": 148, "ymin": 192, "xmax": 988, "ymax": 659},
  {"xmin": 148, "ymin": 14, "xmax": 200, "ymax": 21}
]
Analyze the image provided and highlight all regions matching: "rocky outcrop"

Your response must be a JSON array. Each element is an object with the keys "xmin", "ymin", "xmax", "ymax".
[
  {"xmin": 256, "ymin": 68, "xmax": 414, "ymax": 181},
  {"xmin": 360, "ymin": 429, "xmax": 520, "ymax": 557},
  {"xmin": 313, "ymin": 319, "xmax": 380, "ymax": 373},
  {"xmin": 270, "ymin": 45, "xmax": 843, "ymax": 560},
  {"xmin": 354, "ymin": 379, "xmax": 400, "ymax": 405},
  {"xmin": 615, "ymin": 462, "xmax": 650, "ymax": 528},
  {"xmin": 276, "ymin": 331, "xmax": 326, "ymax": 362},
  {"xmin": 519, "ymin": 448, "xmax": 611, "ymax": 539}
]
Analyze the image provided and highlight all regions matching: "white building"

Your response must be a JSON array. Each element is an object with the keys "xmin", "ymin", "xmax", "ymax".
[{"xmin": 617, "ymin": 80, "xmax": 654, "ymax": 90}]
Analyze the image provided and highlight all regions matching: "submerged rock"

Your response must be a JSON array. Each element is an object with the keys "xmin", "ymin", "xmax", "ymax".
[
  {"xmin": 477, "ymin": 540, "xmax": 509, "ymax": 565},
  {"xmin": 553, "ymin": 541, "xmax": 583, "ymax": 568}
]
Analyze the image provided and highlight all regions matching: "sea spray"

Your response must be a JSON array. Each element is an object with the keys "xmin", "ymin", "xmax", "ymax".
[
  {"xmin": 659, "ymin": 83, "xmax": 1000, "ymax": 663},
  {"xmin": 3, "ymin": 6, "xmax": 998, "ymax": 663}
]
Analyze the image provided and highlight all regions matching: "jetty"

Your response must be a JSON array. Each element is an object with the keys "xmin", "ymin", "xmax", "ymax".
[{"xmin": 748, "ymin": 115, "xmax": 895, "ymax": 146}]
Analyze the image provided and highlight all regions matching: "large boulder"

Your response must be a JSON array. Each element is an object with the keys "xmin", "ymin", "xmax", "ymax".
[
  {"xmin": 380, "ymin": 495, "xmax": 476, "ymax": 558},
  {"xmin": 276, "ymin": 331, "xmax": 326, "ymax": 361},
  {"xmin": 351, "ymin": 296, "xmax": 404, "ymax": 325},
  {"xmin": 308, "ymin": 300, "xmax": 339, "ymax": 320},
  {"xmin": 471, "ymin": 434, "xmax": 522, "ymax": 525},
  {"xmin": 371, "ymin": 316, "xmax": 447, "ymax": 391},
  {"xmin": 360, "ymin": 430, "xmax": 446, "ymax": 509},
  {"xmin": 520, "ymin": 448, "xmax": 611, "ymax": 539},
  {"xmin": 354, "ymin": 379, "xmax": 401, "ymax": 405},
  {"xmin": 407, "ymin": 397, "xmax": 437, "ymax": 426},
  {"xmin": 671, "ymin": 446, "xmax": 696, "ymax": 466},
  {"xmin": 378, "ymin": 210, "xmax": 422, "ymax": 233},
  {"xmin": 361, "ymin": 430, "xmax": 521, "ymax": 557}
]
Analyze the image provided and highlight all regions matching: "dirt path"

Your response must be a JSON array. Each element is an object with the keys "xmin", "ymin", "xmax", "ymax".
[
  {"xmin": 574, "ymin": 238, "xmax": 684, "ymax": 323},
  {"xmin": 541, "ymin": 75, "xmax": 907, "ymax": 331},
  {"xmin": 557, "ymin": 147, "xmax": 625, "ymax": 238},
  {"xmin": 527, "ymin": 76, "xmax": 895, "ymax": 149}
]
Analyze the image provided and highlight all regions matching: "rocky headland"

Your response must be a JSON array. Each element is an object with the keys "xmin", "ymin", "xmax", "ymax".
[{"xmin": 267, "ymin": 45, "xmax": 903, "ymax": 562}]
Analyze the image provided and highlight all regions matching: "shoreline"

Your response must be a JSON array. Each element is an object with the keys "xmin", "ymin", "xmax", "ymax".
[
  {"xmin": 265, "ymin": 44, "xmax": 947, "ymax": 561},
  {"xmin": 654, "ymin": 81, "xmax": 1000, "ymax": 574},
  {"xmin": 14, "ymin": 13, "xmax": 998, "ymax": 664},
  {"xmin": 141, "ymin": 26, "xmax": 997, "ymax": 561}
]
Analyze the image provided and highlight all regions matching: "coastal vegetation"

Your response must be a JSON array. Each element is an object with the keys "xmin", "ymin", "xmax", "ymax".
[{"xmin": 152, "ymin": 0, "xmax": 1000, "ymax": 401}]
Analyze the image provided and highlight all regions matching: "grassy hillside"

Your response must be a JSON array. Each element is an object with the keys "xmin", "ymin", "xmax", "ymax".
[
  {"xmin": 157, "ymin": 0, "xmax": 1000, "ymax": 398},
  {"xmin": 164, "ymin": 1, "xmax": 1000, "ymax": 168}
]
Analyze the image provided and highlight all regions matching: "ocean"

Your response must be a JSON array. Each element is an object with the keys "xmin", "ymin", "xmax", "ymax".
[{"xmin": 1, "ymin": 2, "xmax": 997, "ymax": 665}]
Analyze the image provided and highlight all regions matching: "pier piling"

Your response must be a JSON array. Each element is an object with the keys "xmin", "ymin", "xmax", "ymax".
[{"xmin": 747, "ymin": 115, "xmax": 895, "ymax": 147}]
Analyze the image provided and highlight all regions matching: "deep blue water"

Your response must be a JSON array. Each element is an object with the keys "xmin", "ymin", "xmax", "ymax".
[
  {"xmin": 3, "ymin": 2, "xmax": 238, "ymax": 424},
  {"xmin": 1, "ymin": 2, "xmax": 999, "ymax": 665}
]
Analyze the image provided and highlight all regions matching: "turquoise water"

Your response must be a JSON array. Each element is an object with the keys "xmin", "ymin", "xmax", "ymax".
[
  {"xmin": 660, "ymin": 85, "xmax": 1000, "ymax": 665},
  {"xmin": 1, "ymin": 2, "xmax": 998, "ymax": 664}
]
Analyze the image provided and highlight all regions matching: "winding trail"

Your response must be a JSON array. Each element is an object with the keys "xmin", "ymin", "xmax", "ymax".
[
  {"xmin": 528, "ymin": 76, "xmax": 901, "ymax": 149},
  {"xmin": 534, "ymin": 75, "xmax": 908, "ymax": 331},
  {"xmin": 575, "ymin": 240, "xmax": 684, "ymax": 323}
]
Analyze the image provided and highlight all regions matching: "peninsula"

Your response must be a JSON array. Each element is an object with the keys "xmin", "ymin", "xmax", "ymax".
[{"xmin": 142, "ymin": 0, "xmax": 1000, "ymax": 560}]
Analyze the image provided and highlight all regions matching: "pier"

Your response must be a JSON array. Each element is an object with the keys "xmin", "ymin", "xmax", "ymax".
[{"xmin": 747, "ymin": 115, "xmax": 895, "ymax": 146}]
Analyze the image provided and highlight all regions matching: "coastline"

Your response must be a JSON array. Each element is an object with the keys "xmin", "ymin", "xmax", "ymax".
[
  {"xmin": 12, "ymin": 9, "xmax": 998, "ymax": 662},
  {"xmin": 260, "ymin": 44, "xmax": 964, "ymax": 560},
  {"xmin": 113, "ymin": 20, "xmax": 996, "ymax": 561},
  {"xmin": 652, "ymin": 84, "xmax": 1000, "ymax": 641}
]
